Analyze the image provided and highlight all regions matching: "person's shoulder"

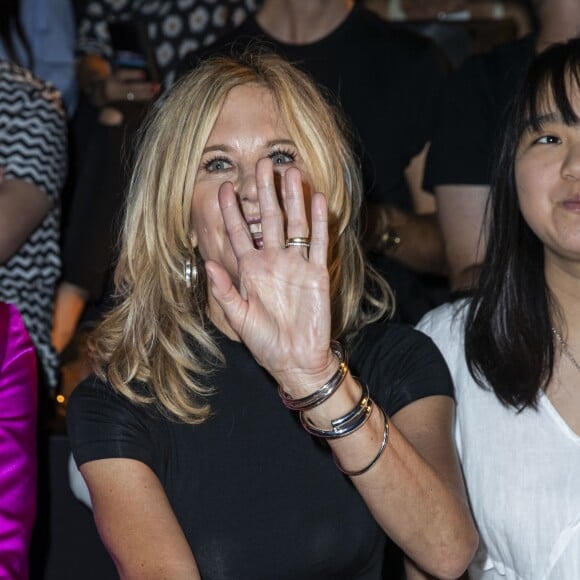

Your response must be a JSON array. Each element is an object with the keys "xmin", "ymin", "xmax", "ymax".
[
  {"xmin": 352, "ymin": 320, "xmax": 441, "ymax": 365},
  {"xmin": 351, "ymin": 10, "xmax": 448, "ymax": 82},
  {"xmin": 176, "ymin": 15, "xmax": 266, "ymax": 78},
  {"xmin": 355, "ymin": 6, "xmax": 441, "ymax": 55},
  {"xmin": 455, "ymin": 34, "xmax": 534, "ymax": 84},
  {"xmin": 352, "ymin": 321, "xmax": 454, "ymax": 414},
  {"xmin": 67, "ymin": 374, "xmax": 162, "ymax": 470},
  {"xmin": 416, "ymin": 300, "xmax": 468, "ymax": 337},
  {"xmin": 67, "ymin": 374, "xmax": 163, "ymax": 444},
  {"xmin": 485, "ymin": 34, "xmax": 535, "ymax": 65},
  {"xmin": 68, "ymin": 374, "xmax": 121, "ymax": 409},
  {"xmin": 0, "ymin": 60, "xmax": 65, "ymax": 119},
  {"xmin": 416, "ymin": 301, "xmax": 470, "ymax": 379},
  {"xmin": 67, "ymin": 374, "xmax": 152, "ymax": 420}
]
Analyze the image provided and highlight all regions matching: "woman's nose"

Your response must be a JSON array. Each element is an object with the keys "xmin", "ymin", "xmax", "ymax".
[
  {"xmin": 562, "ymin": 141, "xmax": 580, "ymax": 180},
  {"xmin": 236, "ymin": 167, "xmax": 258, "ymax": 202}
]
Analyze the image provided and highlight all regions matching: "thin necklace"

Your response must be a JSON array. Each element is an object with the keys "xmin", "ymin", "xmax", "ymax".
[{"xmin": 552, "ymin": 327, "xmax": 580, "ymax": 375}]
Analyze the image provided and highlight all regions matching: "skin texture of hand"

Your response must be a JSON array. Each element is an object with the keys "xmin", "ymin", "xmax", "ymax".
[{"xmin": 205, "ymin": 158, "xmax": 338, "ymax": 396}]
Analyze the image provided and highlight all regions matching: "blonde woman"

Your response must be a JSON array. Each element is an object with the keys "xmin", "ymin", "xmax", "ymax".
[{"xmin": 67, "ymin": 53, "xmax": 476, "ymax": 579}]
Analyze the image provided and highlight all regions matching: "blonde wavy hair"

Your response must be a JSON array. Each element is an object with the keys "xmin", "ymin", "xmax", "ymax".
[{"xmin": 91, "ymin": 52, "xmax": 393, "ymax": 424}]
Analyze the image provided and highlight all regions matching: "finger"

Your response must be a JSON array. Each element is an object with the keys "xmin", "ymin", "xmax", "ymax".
[
  {"xmin": 309, "ymin": 192, "xmax": 328, "ymax": 266},
  {"xmin": 256, "ymin": 158, "xmax": 285, "ymax": 248},
  {"xmin": 205, "ymin": 261, "xmax": 248, "ymax": 335},
  {"xmin": 218, "ymin": 181, "xmax": 254, "ymax": 258},
  {"xmin": 283, "ymin": 167, "xmax": 309, "ymax": 240}
]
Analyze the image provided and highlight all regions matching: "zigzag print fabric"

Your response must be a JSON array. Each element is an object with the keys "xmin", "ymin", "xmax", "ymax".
[{"xmin": 0, "ymin": 61, "xmax": 67, "ymax": 388}]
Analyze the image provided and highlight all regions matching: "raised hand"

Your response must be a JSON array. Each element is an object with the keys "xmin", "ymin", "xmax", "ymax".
[{"xmin": 205, "ymin": 158, "xmax": 337, "ymax": 395}]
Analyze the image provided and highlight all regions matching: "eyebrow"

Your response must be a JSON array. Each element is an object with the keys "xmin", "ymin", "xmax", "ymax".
[
  {"xmin": 523, "ymin": 112, "xmax": 560, "ymax": 131},
  {"xmin": 201, "ymin": 139, "xmax": 297, "ymax": 155},
  {"xmin": 523, "ymin": 111, "xmax": 580, "ymax": 132}
]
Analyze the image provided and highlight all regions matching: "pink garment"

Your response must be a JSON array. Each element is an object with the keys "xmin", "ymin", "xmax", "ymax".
[{"xmin": 0, "ymin": 303, "xmax": 37, "ymax": 579}]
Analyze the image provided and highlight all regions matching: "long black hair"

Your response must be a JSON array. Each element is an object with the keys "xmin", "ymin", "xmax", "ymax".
[
  {"xmin": 0, "ymin": 0, "xmax": 33, "ymax": 68},
  {"xmin": 465, "ymin": 37, "xmax": 580, "ymax": 409}
]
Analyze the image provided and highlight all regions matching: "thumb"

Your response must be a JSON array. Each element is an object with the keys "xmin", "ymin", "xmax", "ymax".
[{"xmin": 205, "ymin": 261, "xmax": 247, "ymax": 331}]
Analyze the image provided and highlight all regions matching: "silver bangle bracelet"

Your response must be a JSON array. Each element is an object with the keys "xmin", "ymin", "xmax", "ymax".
[
  {"xmin": 299, "ymin": 380, "xmax": 372, "ymax": 439},
  {"xmin": 333, "ymin": 407, "xmax": 389, "ymax": 477},
  {"xmin": 278, "ymin": 341, "xmax": 347, "ymax": 411}
]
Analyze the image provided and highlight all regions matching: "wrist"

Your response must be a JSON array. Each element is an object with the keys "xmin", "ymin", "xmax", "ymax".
[
  {"xmin": 366, "ymin": 204, "xmax": 401, "ymax": 254},
  {"xmin": 278, "ymin": 341, "xmax": 347, "ymax": 411},
  {"xmin": 300, "ymin": 374, "xmax": 363, "ymax": 430},
  {"xmin": 276, "ymin": 346, "xmax": 340, "ymax": 400}
]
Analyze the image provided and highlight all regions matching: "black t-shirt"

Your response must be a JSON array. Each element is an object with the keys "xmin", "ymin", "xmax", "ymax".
[
  {"xmin": 67, "ymin": 322, "xmax": 453, "ymax": 579},
  {"xmin": 424, "ymin": 35, "xmax": 535, "ymax": 190},
  {"xmin": 177, "ymin": 6, "xmax": 449, "ymax": 324}
]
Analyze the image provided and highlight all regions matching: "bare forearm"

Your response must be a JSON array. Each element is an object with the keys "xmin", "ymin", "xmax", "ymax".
[
  {"xmin": 350, "ymin": 418, "xmax": 475, "ymax": 578},
  {"xmin": 435, "ymin": 184, "xmax": 490, "ymax": 291},
  {"xmin": 301, "ymin": 376, "xmax": 477, "ymax": 579},
  {"xmin": 84, "ymin": 460, "xmax": 201, "ymax": 580},
  {"xmin": 0, "ymin": 180, "xmax": 51, "ymax": 263}
]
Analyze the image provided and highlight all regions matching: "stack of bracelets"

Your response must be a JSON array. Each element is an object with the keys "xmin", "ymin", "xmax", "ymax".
[{"xmin": 278, "ymin": 341, "xmax": 390, "ymax": 476}]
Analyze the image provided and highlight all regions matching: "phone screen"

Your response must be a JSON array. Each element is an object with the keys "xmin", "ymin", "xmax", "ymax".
[{"xmin": 109, "ymin": 22, "xmax": 159, "ymax": 82}]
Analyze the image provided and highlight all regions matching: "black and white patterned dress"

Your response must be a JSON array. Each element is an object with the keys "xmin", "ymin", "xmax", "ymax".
[
  {"xmin": 0, "ymin": 61, "xmax": 67, "ymax": 388},
  {"xmin": 76, "ymin": 0, "xmax": 260, "ymax": 88}
]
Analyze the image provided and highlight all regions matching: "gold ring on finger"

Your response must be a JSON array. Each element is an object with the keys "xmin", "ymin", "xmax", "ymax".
[{"xmin": 285, "ymin": 237, "xmax": 311, "ymax": 248}]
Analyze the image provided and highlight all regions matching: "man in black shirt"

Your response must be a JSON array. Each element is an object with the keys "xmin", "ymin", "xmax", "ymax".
[{"xmin": 179, "ymin": 0, "xmax": 450, "ymax": 323}]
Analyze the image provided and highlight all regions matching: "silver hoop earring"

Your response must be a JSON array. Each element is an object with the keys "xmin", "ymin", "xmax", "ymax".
[{"xmin": 184, "ymin": 257, "xmax": 198, "ymax": 289}]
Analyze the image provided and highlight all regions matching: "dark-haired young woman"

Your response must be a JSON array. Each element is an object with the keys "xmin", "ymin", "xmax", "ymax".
[{"xmin": 417, "ymin": 37, "xmax": 580, "ymax": 579}]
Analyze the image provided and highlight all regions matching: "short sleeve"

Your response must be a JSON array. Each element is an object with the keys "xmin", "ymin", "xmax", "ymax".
[
  {"xmin": 423, "ymin": 54, "xmax": 496, "ymax": 190},
  {"xmin": 351, "ymin": 323, "xmax": 453, "ymax": 417},
  {"xmin": 0, "ymin": 63, "xmax": 67, "ymax": 201},
  {"xmin": 424, "ymin": 36, "xmax": 534, "ymax": 191},
  {"xmin": 66, "ymin": 377, "xmax": 156, "ymax": 471},
  {"xmin": 403, "ymin": 42, "xmax": 448, "ymax": 160}
]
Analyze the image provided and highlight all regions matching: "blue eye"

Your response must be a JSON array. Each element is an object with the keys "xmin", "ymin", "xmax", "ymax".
[
  {"xmin": 268, "ymin": 149, "xmax": 297, "ymax": 165},
  {"xmin": 203, "ymin": 157, "xmax": 232, "ymax": 172}
]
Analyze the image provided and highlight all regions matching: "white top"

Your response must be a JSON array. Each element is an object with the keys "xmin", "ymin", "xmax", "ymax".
[{"xmin": 417, "ymin": 302, "xmax": 580, "ymax": 580}]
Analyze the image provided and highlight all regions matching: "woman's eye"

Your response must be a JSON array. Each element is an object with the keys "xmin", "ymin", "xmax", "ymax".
[
  {"xmin": 203, "ymin": 157, "xmax": 232, "ymax": 172},
  {"xmin": 534, "ymin": 135, "xmax": 561, "ymax": 145},
  {"xmin": 269, "ymin": 149, "xmax": 296, "ymax": 165}
]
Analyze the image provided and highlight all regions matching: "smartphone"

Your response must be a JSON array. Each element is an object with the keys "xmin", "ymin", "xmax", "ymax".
[{"xmin": 109, "ymin": 21, "xmax": 160, "ymax": 83}]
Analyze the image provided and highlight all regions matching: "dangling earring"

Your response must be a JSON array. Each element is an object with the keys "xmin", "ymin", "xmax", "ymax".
[{"xmin": 184, "ymin": 256, "xmax": 198, "ymax": 289}]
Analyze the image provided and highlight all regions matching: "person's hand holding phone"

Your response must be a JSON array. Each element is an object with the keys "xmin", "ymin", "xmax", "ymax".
[{"xmin": 101, "ymin": 66, "xmax": 160, "ymax": 105}]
